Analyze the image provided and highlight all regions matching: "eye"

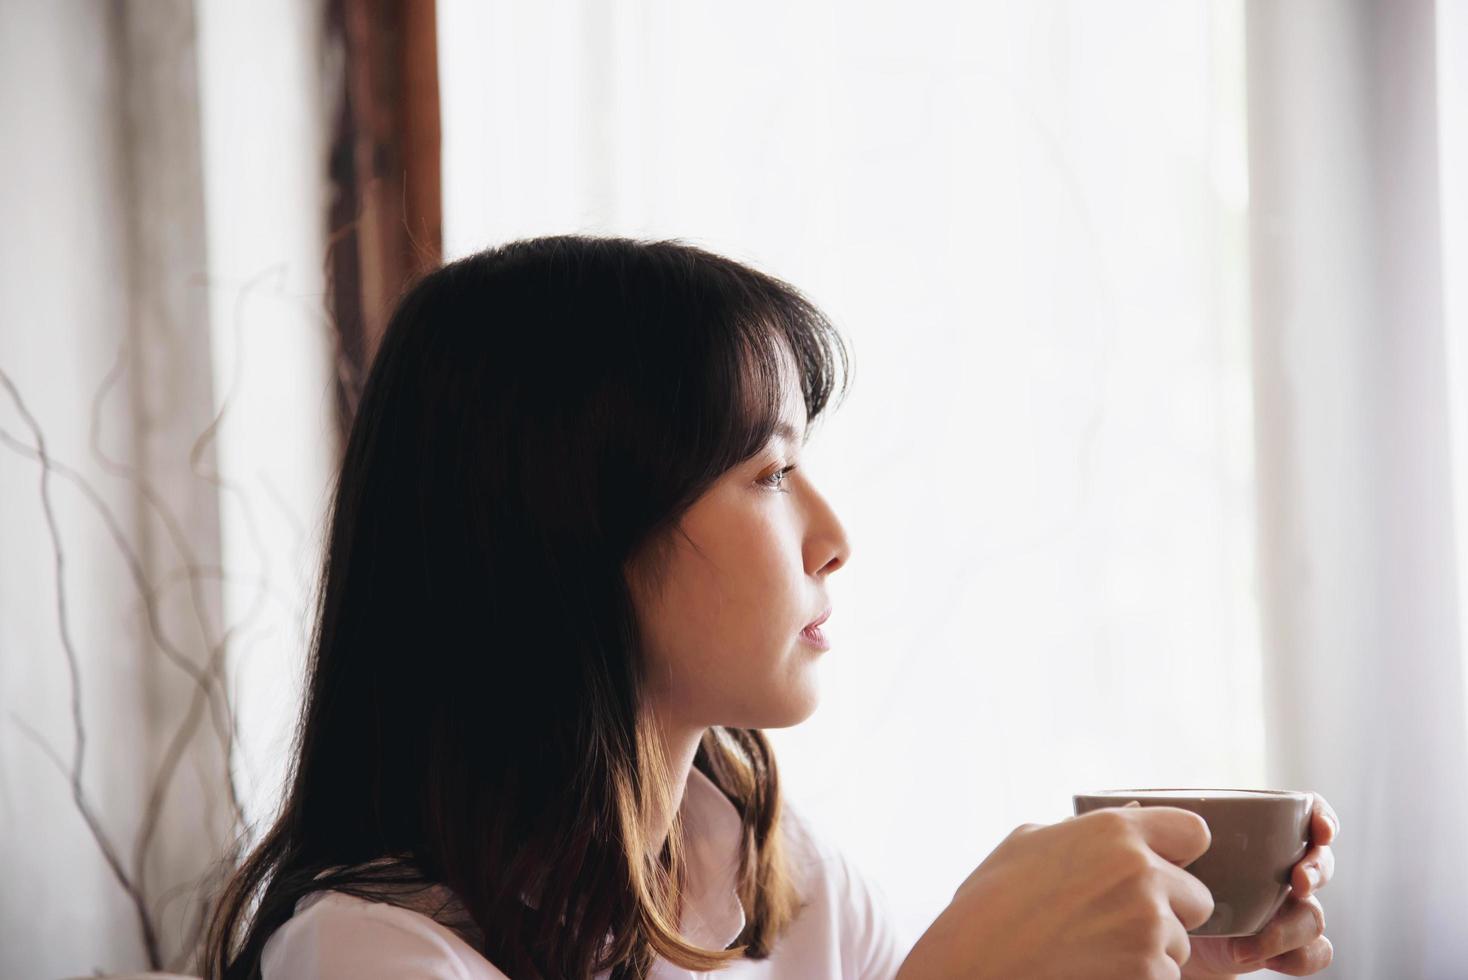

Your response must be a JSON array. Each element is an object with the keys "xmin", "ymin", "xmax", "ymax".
[{"xmin": 760, "ymin": 464, "xmax": 797, "ymax": 492}]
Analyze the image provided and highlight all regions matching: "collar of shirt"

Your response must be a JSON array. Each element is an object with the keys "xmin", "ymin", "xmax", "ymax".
[{"xmin": 675, "ymin": 763, "xmax": 748, "ymax": 951}]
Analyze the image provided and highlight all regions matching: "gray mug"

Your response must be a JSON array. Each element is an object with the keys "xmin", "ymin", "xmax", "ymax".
[{"xmin": 1072, "ymin": 788, "xmax": 1312, "ymax": 937}]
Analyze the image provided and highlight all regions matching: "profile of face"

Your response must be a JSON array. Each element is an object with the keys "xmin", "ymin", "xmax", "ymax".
[{"xmin": 628, "ymin": 355, "xmax": 852, "ymax": 735}]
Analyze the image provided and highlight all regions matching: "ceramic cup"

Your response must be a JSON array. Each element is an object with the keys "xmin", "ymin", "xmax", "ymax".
[{"xmin": 1072, "ymin": 788, "xmax": 1312, "ymax": 937}]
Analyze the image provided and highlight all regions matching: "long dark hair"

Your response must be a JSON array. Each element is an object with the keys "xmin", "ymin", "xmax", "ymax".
[{"xmin": 203, "ymin": 235, "xmax": 852, "ymax": 979}]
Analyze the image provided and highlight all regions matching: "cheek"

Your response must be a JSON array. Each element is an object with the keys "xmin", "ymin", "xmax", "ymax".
[
  {"xmin": 701, "ymin": 518, "xmax": 804, "ymax": 645},
  {"xmin": 637, "ymin": 512, "xmax": 816, "ymax": 726}
]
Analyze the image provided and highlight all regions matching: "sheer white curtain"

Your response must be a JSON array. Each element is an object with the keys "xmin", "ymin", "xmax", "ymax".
[
  {"xmin": 0, "ymin": 4, "xmax": 227, "ymax": 974},
  {"xmin": 1248, "ymin": 1, "xmax": 1468, "ymax": 977},
  {"xmin": 440, "ymin": 0, "xmax": 1266, "ymax": 959},
  {"xmin": 0, "ymin": 2, "xmax": 334, "ymax": 977}
]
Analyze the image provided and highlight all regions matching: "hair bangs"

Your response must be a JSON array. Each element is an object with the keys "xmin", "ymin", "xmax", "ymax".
[{"xmin": 686, "ymin": 261, "xmax": 853, "ymax": 483}]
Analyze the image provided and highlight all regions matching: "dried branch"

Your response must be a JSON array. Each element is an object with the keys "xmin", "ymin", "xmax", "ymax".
[
  {"xmin": 0, "ymin": 426, "xmax": 252, "ymax": 894},
  {"xmin": 0, "ymin": 266, "xmax": 326, "ymax": 971},
  {"xmin": 0, "ymin": 368, "xmax": 165, "ymax": 969}
]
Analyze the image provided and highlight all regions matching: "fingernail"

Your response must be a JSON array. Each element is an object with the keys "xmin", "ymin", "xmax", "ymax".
[
  {"xmin": 1123, "ymin": 801, "xmax": 1141, "ymax": 808},
  {"xmin": 1306, "ymin": 863, "xmax": 1321, "ymax": 889}
]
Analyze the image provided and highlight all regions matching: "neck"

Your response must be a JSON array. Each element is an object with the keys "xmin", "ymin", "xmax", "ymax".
[{"xmin": 647, "ymin": 718, "xmax": 705, "ymax": 854}]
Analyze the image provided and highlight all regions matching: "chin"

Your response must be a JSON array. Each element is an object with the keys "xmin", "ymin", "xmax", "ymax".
[
  {"xmin": 748, "ymin": 677, "xmax": 822, "ymax": 729},
  {"xmin": 775, "ymin": 696, "xmax": 821, "ymax": 728}
]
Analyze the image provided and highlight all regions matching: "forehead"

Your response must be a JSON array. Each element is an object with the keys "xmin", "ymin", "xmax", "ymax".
[
  {"xmin": 736, "ymin": 337, "xmax": 807, "ymax": 440},
  {"xmin": 772, "ymin": 347, "xmax": 808, "ymax": 436}
]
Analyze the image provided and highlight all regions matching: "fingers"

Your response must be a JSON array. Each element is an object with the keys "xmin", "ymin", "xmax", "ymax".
[
  {"xmin": 1128, "ymin": 806, "xmax": 1213, "ymax": 867},
  {"xmin": 1161, "ymin": 861, "xmax": 1216, "ymax": 933},
  {"xmin": 1309, "ymin": 794, "xmax": 1340, "ymax": 846},
  {"xmin": 1232, "ymin": 894, "xmax": 1326, "ymax": 968},
  {"xmin": 1263, "ymin": 935, "xmax": 1334, "ymax": 976},
  {"xmin": 1291, "ymin": 843, "xmax": 1335, "ymax": 898},
  {"xmin": 1159, "ymin": 907, "xmax": 1194, "ymax": 974}
]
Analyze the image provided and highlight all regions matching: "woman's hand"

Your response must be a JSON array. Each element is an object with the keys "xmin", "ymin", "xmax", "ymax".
[
  {"xmin": 1181, "ymin": 793, "xmax": 1338, "ymax": 977},
  {"xmin": 895, "ymin": 806, "xmax": 1215, "ymax": 980}
]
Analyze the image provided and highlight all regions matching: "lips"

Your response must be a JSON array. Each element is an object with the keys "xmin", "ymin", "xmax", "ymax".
[{"xmin": 803, "ymin": 607, "xmax": 831, "ymax": 631}]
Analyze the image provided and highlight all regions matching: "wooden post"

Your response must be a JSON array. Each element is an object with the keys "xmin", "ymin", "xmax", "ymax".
[{"xmin": 325, "ymin": 0, "xmax": 442, "ymax": 440}]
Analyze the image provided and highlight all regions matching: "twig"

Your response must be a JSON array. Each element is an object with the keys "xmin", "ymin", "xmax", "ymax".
[
  {"xmin": 2, "ymin": 245, "xmax": 348, "ymax": 973},
  {"xmin": 0, "ymin": 370, "xmax": 157, "ymax": 966}
]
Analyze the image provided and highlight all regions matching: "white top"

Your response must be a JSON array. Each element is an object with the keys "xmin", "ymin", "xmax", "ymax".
[{"xmin": 260, "ymin": 766, "xmax": 911, "ymax": 979}]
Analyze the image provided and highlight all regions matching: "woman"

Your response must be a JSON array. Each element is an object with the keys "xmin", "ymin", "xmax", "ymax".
[{"xmin": 205, "ymin": 235, "xmax": 1336, "ymax": 979}]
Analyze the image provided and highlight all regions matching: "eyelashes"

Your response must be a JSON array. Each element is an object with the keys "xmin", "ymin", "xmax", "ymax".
[{"xmin": 759, "ymin": 464, "xmax": 797, "ymax": 492}]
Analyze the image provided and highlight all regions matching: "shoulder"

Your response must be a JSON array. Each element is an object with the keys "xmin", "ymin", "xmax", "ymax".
[
  {"xmin": 778, "ymin": 799, "xmax": 886, "ymax": 920},
  {"xmin": 779, "ymin": 799, "xmax": 844, "ymax": 887},
  {"xmin": 261, "ymin": 890, "xmax": 508, "ymax": 980},
  {"xmin": 776, "ymin": 800, "xmax": 912, "ymax": 979}
]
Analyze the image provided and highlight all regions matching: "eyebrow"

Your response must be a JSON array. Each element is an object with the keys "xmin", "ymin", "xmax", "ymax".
[{"xmin": 773, "ymin": 421, "xmax": 808, "ymax": 445}]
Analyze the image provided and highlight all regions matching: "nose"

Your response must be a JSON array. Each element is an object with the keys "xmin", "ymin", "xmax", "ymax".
[{"xmin": 805, "ymin": 482, "xmax": 851, "ymax": 577}]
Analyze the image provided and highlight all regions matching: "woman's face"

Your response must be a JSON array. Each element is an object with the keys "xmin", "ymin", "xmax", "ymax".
[{"xmin": 628, "ymin": 370, "xmax": 852, "ymax": 734}]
